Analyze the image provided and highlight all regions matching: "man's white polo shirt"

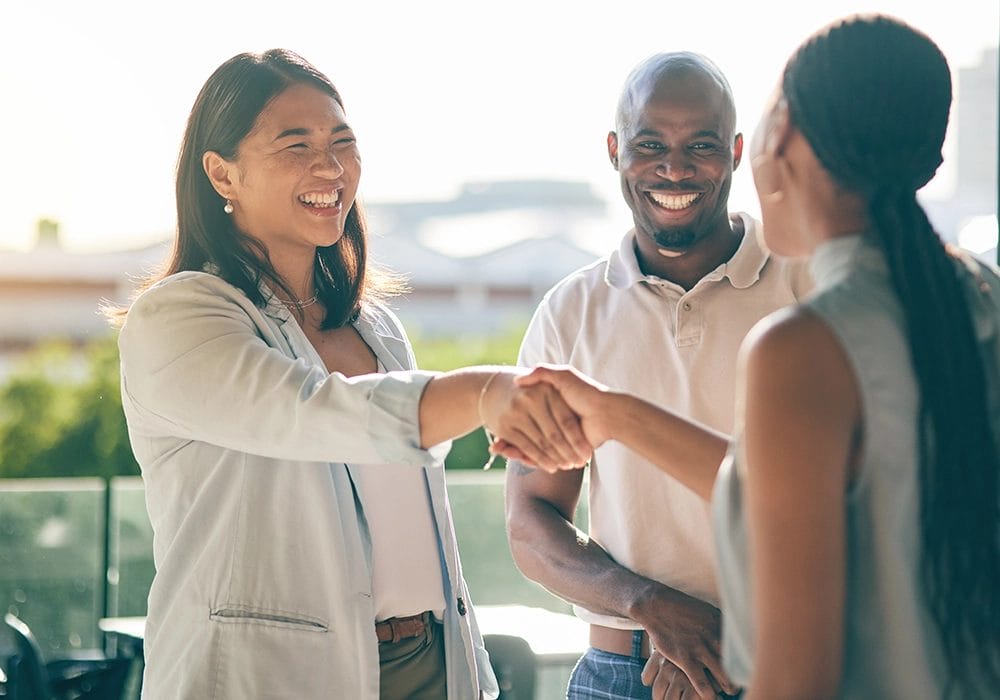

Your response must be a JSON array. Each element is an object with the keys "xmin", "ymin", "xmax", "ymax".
[{"xmin": 516, "ymin": 213, "xmax": 811, "ymax": 629}]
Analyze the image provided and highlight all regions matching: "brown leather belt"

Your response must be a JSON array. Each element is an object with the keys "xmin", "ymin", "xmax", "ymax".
[
  {"xmin": 375, "ymin": 612, "xmax": 430, "ymax": 644},
  {"xmin": 590, "ymin": 624, "xmax": 651, "ymax": 659}
]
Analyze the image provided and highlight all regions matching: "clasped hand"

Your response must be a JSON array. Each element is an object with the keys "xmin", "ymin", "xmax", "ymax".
[{"xmin": 479, "ymin": 364, "xmax": 610, "ymax": 472}]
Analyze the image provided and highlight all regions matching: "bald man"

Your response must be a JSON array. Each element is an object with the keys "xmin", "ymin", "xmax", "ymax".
[{"xmin": 504, "ymin": 53, "xmax": 810, "ymax": 700}]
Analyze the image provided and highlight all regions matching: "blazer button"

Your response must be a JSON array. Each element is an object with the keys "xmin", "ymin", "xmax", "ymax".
[{"xmin": 457, "ymin": 597, "xmax": 467, "ymax": 615}]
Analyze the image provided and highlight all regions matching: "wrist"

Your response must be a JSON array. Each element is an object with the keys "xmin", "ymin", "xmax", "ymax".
[
  {"xmin": 478, "ymin": 367, "xmax": 525, "ymax": 432},
  {"xmin": 477, "ymin": 369, "xmax": 503, "ymax": 432},
  {"xmin": 624, "ymin": 577, "xmax": 671, "ymax": 626},
  {"xmin": 596, "ymin": 390, "xmax": 629, "ymax": 443}
]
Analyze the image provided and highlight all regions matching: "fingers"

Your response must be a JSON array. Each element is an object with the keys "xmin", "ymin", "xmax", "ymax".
[
  {"xmin": 480, "ymin": 366, "xmax": 599, "ymax": 470},
  {"xmin": 491, "ymin": 386, "xmax": 589, "ymax": 471},
  {"xmin": 641, "ymin": 598, "xmax": 734, "ymax": 699},
  {"xmin": 500, "ymin": 425, "xmax": 563, "ymax": 472},
  {"xmin": 513, "ymin": 367, "xmax": 546, "ymax": 387},
  {"xmin": 668, "ymin": 654, "xmax": 724, "ymax": 700},
  {"xmin": 513, "ymin": 364, "xmax": 577, "ymax": 390},
  {"xmin": 512, "ymin": 363, "xmax": 567, "ymax": 387},
  {"xmin": 489, "ymin": 440, "xmax": 543, "ymax": 473},
  {"xmin": 524, "ymin": 389, "xmax": 585, "ymax": 468},
  {"xmin": 641, "ymin": 650, "xmax": 664, "ymax": 686},
  {"xmin": 699, "ymin": 650, "xmax": 736, "ymax": 696},
  {"xmin": 642, "ymin": 652, "xmax": 687, "ymax": 700},
  {"xmin": 480, "ymin": 373, "xmax": 565, "ymax": 471},
  {"xmin": 544, "ymin": 388, "xmax": 593, "ymax": 465},
  {"xmin": 665, "ymin": 672, "xmax": 688, "ymax": 700},
  {"xmin": 645, "ymin": 642, "xmax": 726, "ymax": 700}
]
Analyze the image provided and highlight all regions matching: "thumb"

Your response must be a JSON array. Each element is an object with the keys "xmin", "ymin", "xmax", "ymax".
[{"xmin": 513, "ymin": 365, "xmax": 557, "ymax": 387}]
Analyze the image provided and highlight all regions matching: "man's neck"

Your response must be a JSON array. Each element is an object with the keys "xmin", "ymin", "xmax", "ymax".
[{"xmin": 636, "ymin": 215, "xmax": 745, "ymax": 291}]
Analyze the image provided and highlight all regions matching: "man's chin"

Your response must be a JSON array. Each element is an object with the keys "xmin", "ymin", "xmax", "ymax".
[{"xmin": 652, "ymin": 230, "xmax": 696, "ymax": 252}]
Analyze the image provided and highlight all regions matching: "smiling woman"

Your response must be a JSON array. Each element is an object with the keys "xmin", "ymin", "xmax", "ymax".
[
  {"xmin": 202, "ymin": 83, "xmax": 364, "ymax": 311},
  {"xmin": 165, "ymin": 52, "xmax": 386, "ymax": 330},
  {"xmin": 107, "ymin": 48, "xmax": 595, "ymax": 700}
]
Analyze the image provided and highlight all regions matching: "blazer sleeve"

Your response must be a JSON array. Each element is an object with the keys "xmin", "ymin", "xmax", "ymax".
[{"xmin": 118, "ymin": 273, "xmax": 440, "ymax": 466}]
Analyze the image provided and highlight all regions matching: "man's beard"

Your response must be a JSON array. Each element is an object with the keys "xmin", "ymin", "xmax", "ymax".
[{"xmin": 652, "ymin": 227, "xmax": 697, "ymax": 250}]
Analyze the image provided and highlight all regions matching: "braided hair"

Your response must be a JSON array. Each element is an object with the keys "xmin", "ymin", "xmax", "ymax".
[{"xmin": 783, "ymin": 14, "xmax": 999, "ymax": 697}]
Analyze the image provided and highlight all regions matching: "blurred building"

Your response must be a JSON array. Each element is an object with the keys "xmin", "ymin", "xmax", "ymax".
[
  {"xmin": 0, "ymin": 180, "xmax": 619, "ymax": 377},
  {"xmin": 366, "ymin": 179, "xmax": 612, "ymax": 335},
  {"xmin": 0, "ymin": 221, "xmax": 168, "ymax": 377}
]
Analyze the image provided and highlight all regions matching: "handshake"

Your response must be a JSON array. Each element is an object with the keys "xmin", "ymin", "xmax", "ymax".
[{"xmin": 476, "ymin": 364, "xmax": 615, "ymax": 473}]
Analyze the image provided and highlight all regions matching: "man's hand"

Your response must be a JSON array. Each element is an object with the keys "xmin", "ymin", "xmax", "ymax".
[
  {"xmin": 635, "ymin": 588, "xmax": 738, "ymax": 699},
  {"xmin": 642, "ymin": 652, "xmax": 701, "ymax": 700}
]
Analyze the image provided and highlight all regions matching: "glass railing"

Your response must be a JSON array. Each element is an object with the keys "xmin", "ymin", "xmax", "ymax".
[
  {"xmin": 106, "ymin": 478, "xmax": 154, "ymax": 621},
  {"xmin": 2, "ymin": 472, "xmax": 588, "ymax": 665},
  {"xmin": 0, "ymin": 478, "xmax": 106, "ymax": 655}
]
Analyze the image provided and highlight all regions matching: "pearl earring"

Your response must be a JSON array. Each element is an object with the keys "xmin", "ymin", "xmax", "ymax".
[{"xmin": 223, "ymin": 200, "xmax": 234, "ymax": 214}]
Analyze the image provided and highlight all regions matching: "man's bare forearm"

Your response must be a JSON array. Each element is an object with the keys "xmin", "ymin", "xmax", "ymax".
[{"xmin": 506, "ymin": 485, "xmax": 669, "ymax": 620}]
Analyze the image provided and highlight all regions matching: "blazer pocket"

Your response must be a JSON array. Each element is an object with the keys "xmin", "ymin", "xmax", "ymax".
[{"xmin": 209, "ymin": 605, "xmax": 329, "ymax": 633}]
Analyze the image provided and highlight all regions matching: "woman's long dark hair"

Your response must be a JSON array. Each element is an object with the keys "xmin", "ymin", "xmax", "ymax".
[
  {"xmin": 113, "ymin": 48, "xmax": 401, "ymax": 328},
  {"xmin": 783, "ymin": 15, "xmax": 999, "ymax": 697}
]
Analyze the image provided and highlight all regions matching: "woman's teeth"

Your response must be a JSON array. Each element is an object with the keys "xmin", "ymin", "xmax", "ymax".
[{"xmin": 299, "ymin": 192, "xmax": 339, "ymax": 208}]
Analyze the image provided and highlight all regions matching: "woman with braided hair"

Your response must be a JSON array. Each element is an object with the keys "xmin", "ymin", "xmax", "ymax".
[{"xmin": 498, "ymin": 13, "xmax": 1000, "ymax": 699}]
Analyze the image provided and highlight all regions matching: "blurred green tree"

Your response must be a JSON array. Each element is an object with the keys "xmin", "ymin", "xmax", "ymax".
[
  {"xmin": 0, "ymin": 323, "xmax": 528, "ymax": 478},
  {"xmin": 0, "ymin": 336, "xmax": 138, "ymax": 479}
]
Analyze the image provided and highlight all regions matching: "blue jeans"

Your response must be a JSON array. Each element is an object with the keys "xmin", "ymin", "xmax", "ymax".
[{"xmin": 567, "ymin": 630, "xmax": 651, "ymax": 700}]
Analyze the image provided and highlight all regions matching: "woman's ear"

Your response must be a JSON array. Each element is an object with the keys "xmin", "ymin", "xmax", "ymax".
[
  {"xmin": 762, "ymin": 97, "xmax": 793, "ymax": 158},
  {"xmin": 751, "ymin": 98, "xmax": 794, "ymax": 204},
  {"xmin": 203, "ymin": 151, "xmax": 235, "ymax": 199}
]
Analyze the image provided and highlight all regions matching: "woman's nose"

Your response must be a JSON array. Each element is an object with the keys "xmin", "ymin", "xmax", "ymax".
[{"xmin": 312, "ymin": 148, "xmax": 344, "ymax": 177}]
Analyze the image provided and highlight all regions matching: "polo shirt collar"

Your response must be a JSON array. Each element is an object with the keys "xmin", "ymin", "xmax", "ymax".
[{"xmin": 605, "ymin": 212, "xmax": 769, "ymax": 290}]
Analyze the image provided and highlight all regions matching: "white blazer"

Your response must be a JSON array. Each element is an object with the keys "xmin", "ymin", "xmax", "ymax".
[{"xmin": 118, "ymin": 271, "xmax": 499, "ymax": 699}]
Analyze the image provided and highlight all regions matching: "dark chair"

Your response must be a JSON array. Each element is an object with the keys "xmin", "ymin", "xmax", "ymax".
[
  {"xmin": 0, "ymin": 613, "xmax": 130, "ymax": 700},
  {"xmin": 484, "ymin": 633, "xmax": 537, "ymax": 700}
]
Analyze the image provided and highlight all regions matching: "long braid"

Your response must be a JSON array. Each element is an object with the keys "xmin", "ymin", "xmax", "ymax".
[
  {"xmin": 869, "ymin": 192, "xmax": 999, "ymax": 696},
  {"xmin": 784, "ymin": 15, "xmax": 1000, "ymax": 696}
]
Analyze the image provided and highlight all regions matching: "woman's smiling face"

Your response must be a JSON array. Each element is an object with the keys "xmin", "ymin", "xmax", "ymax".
[{"xmin": 222, "ymin": 82, "xmax": 361, "ymax": 258}]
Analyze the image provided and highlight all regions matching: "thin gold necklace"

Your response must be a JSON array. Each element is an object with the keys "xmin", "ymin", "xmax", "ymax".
[{"xmin": 281, "ymin": 293, "xmax": 319, "ymax": 309}]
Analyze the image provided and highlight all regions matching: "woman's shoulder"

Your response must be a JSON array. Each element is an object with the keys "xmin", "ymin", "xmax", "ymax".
[
  {"xmin": 743, "ymin": 306, "xmax": 853, "ymax": 384},
  {"xmin": 121, "ymin": 270, "xmax": 262, "ymax": 343},
  {"xmin": 130, "ymin": 271, "xmax": 250, "ymax": 314},
  {"xmin": 740, "ymin": 306, "xmax": 860, "ymax": 431},
  {"xmin": 745, "ymin": 305, "xmax": 831, "ymax": 352},
  {"xmin": 142, "ymin": 269, "xmax": 241, "ymax": 296}
]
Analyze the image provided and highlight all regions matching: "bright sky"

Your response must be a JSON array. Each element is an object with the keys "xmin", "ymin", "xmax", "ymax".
[{"xmin": 1, "ymin": 0, "xmax": 997, "ymax": 253}]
